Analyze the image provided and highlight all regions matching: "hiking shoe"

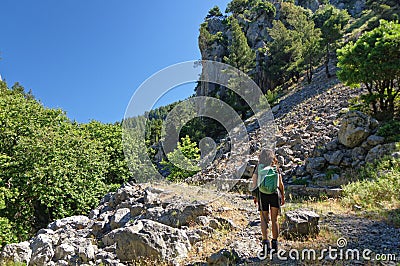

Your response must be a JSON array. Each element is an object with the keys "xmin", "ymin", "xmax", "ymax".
[
  {"xmin": 259, "ymin": 239, "xmax": 270, "ymax": 257},
  {"xmin": 271, "ymin": 239, "xmax": 278, "ymax": 254}
]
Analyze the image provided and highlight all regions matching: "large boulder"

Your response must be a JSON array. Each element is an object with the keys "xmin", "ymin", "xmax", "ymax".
[
  {"xmin": 145, "ymin": 202, "xmax": 212, "ymax": 228},
  {"xmin": 102, "ymin": 219, "xmax": 191, "ymax": 262},
  {"xmin": 0, "ymin": 241, "xmax": 32, "ymax": 265},
  {"xmin": 47, "ymin": 215, "xmax": 90, "ymax": 231},
  {"xmin": 338, "ymin": 111, "xmax": 378, "ymax": 148},
  {"xmin": 306, "ymin": 157, "xmax": 326, "ymax": 174},
  {"xmin": 365, "ymin": 143, "xmax": 397, "ymax": 163},
  {"xmin": 29, "ymin": 234, "xmax": 55, "ymax": 265},
  {"xmin": 282, "ymin": 209, "xmax": 320, "ymax": 239}
]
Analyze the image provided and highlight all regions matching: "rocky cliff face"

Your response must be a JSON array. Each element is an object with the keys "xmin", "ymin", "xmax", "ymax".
[{"xmin": 197, "ymin": 0, "xmax": 365, "ymax": 96}]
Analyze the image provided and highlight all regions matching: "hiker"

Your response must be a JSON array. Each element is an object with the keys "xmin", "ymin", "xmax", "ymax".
[{"xmin": 251, "ymin": 149, "xmax": 285, "ymax": 257}]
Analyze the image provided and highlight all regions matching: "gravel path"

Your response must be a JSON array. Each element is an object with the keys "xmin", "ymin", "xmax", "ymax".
[
  {"xmin": 216, "ymin": 193, "xmax": 400, "ymax": 266},
  {"xmin": 199, "ymin": 66, "xmax": 399, "ymax": 265}
]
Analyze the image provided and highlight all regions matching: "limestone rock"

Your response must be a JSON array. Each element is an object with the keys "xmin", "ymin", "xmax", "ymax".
[
  {"xmin": 54, "ymin": 243, "xmax": 75, "ymax": 261},
  {"xmin": 47, "ymin": 215, "xmax": 90, "ymax": 231},
  {"xmin": 365, "ymin": 143, "xmax": 397, "ymax": 163},
  {"xmin": 102, "ymin": 219, "xmax": 191, "ymax": 262},
  {"xmin": 282, "ymin": 209, "xmax": 320, "ymax": 239},
  {"xmin": 0, "ymin": 241, "xmax": 31, "ymax": 265},
  {"xmin": 338, "ymin": 111, "xmax": 378, "ymax": 148},
  {"xmin": 306, "ymin": 157, "xmax": 326, "ymax": 174},
  {"xmin": 326, "ymin": 139, "xmax": 338, "ymax": 151},
  {"xmin": 29, "ymin": 234, "xmax": 55, "ymax": 265},
  {"xmin": 324, "ymin": 150, "xmax": 344, "ymax": 166},
  {"xmin": 110, "ymin": 208, "xmax": 131, "ymax": 230},
  {"xmin": 207, "ymin": 248, "xmax": 240, "ymax": 266},
  {"xmin": 77, "ymin": 240, "xmax": 97, "ymax": 263},
  {"xmin": 351, "ymin": 146, "xmax": 366, "ymax": 161},
  {"xmin": 145, "ymin": 202, "xmax": 212, "ymax": 228},
  {"xmin": 361, "ymin": 134, "xmax": 385, "ymax": 149}
]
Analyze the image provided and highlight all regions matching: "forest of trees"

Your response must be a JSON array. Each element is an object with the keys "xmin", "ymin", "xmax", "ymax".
[
  {"xmin": 199, "ymin": 0, "xmax": 399, "ymax": 118},
  {"xmin": 0, "ymin": 0, "xmax": 399, "ymax": 248},
  {"xmin": 0, "ymin": 82, "xmax": 130, "ymax": 246}
]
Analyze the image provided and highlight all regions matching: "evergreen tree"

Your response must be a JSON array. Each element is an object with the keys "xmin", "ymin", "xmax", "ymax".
[
  {"xmin": 337, "ymin": 20, "xmax": 400, "ymax": 118},
  {"xmin": 207, "ymin": 6, "xmax": 224, "ymax": 19},
  {"xmin": 223, "ymin": 17, "xmax": 255, "ymax": 73},
  {"xmin": 268, "ymin": 3, "xmax": 321, "ymax": 84},
  {"xmin": 314, "ymin": 5, "xmax": 350, "ymax": 78},
  {"xmin": 223, "ymin": 17, "xmax": 255, "ymax": 119}
]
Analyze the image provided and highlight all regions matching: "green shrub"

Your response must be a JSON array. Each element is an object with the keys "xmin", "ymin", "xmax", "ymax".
[
  {"xmin": 342, "ymin": 156, "xmax": 400, "ymax": 225},
  {"xmin": 377, "ymin": 120, "xmax": 400, "ymax": 143},
  {"xmin": 161, "ymin": 135, "xmax": 200, "ymax": 182},
  {"xmin": 0, "ymin": 81, "xmax": 129, "ymax": 247},
  {"xmin": 265, "ymin": 90, "xmax": 278, "ymax": 105}
]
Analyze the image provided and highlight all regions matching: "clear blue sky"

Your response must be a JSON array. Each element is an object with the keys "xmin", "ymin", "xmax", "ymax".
[{"xmin": 0, "ymin": 0, "xmax": 230, "ymax": 123}]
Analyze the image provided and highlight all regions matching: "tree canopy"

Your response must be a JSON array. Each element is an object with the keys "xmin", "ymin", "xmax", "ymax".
[
  {"xmin": 337, "ymin": 20, "xmax": 400, "ymax": 118},
  {"xmin": 0, "ymin": 81, "xmax": 130, "ymax": 246},
  {"xmin": 313, "ymin": 4, "xmax": 350, "ymax": 77}
]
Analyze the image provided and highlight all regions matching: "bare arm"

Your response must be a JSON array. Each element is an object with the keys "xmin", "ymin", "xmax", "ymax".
[
  {"xmin": 278, "ymin": 169, "xmax": 285, "ymax": 205},
  {"xmin": 251, "ymin": 166, "xmax": 258, "ymax": 191}
]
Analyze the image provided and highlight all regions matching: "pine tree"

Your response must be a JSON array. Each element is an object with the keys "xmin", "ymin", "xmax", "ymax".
[
  {"xmin": 314, "ymin": 5, "xmax": 350, "ymax": 78},
  {"xmin": 223, "ymin": 17, "xmax": 255, "ymax": 73}
]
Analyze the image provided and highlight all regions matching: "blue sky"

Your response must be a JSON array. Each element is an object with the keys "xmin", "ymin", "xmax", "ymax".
[{"xmin": 0, "ymin": 0, "xmax": 230, "ymax": 123}]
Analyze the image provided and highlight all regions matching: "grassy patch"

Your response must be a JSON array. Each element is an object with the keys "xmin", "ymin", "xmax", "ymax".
[{"xmin": 341, "ymin": 156, "xmax": 400, "ymax": 227}]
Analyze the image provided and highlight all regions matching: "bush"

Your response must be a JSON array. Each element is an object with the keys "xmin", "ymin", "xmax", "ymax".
[
  {"xmin": 377, "ymin": 120, "xmax": 400, "ymax": 143},
  {"xmin": 161, "ymin": 135, "xmax": 200, "ymax": 182},
  {"xmin": 265, "ymin": 90, "xmax": 278, "ymax": 105},
  {"xmin": 342, "ymin": 156, "xmax": 400, "ymax": 225}
]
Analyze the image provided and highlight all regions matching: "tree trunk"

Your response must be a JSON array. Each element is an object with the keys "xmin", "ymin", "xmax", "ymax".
[
  {"xmin": 366, "ymin": 83, "xmax": 378, "ymax": 115},
  {"xmin": 307, "ymin": 56, "xmax": 313, "ymax": 84},
  {"xmin": 325, "ymin": 43, "xmax": 331, "ymax": 78}
]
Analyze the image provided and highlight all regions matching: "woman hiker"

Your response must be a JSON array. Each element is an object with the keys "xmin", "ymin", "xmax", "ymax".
[{"xmin": 251, "ymin": 149, "xmax": 285, "ymax": 257}]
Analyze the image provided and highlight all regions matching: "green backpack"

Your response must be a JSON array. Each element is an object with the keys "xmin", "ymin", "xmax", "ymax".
[{"xmin": 258, "ymin": 164, "xmax": 279, "ymax": 194}]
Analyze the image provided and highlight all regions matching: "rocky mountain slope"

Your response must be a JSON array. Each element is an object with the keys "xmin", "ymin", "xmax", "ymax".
[
  {"xmin": 2, "ymin": 64, "xmax": 399, "ymax": 265},
  {"xmin": 197, "ymin": 0, "xmax": 365, "ymax": 96},
  {"xmin": 189, "ymin": 63, "xmax": 396, "ymax": 191}
]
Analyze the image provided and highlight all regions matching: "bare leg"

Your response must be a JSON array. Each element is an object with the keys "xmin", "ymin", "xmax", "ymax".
[
  {"xmin": 260, "ymin": 211, "xmax": 269, "ymax": 240},
  {"xmin": 270, "ymin": 207, "xmax": 279, "ymax": 239}
]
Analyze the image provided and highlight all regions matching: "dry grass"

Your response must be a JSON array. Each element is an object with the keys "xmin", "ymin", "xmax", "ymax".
[{"xmin": 182, "ymin": 195, "xmax": 247, "ymax": 264}]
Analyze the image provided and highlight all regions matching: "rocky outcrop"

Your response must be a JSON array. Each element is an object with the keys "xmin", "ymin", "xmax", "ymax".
[
  {"xmin": 302, "ymin": 110, "xmax": 395, "ymax": 180},
  {"xmin": 338, "ymin": 110, "xmax": 379, "ymax": 148},
  {"xmin": 102, "ymin": 219, "xmax": 191, "ymax": 261},
  {"xmin": 365, "ymin": 143, "xmax": 398, "ymax": 163},
  {"xmin": 0, "ymin": 183, "xmax": 230, "ymax": 265},
  {"xmin": 198, "ymin": 0, "xmax": 365, "ymax": 97},
  {"xmin": 0, "ymin": 242, "xmax": 31, "ymax": 265}
]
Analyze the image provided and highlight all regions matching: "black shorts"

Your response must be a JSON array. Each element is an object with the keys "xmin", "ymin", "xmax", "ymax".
[{"xmin": 257, "ymin": 192, "xmax": 280, "ymax": 211}]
